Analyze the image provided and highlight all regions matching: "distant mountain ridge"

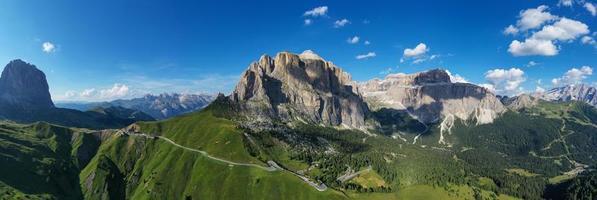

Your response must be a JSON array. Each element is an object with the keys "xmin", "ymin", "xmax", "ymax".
[
  {"xmin": 57, "ymin": 93, "xmax": 215, "ymax": 120},
  {"xmin": 541, "ymin": 84, "xmax": 597, "ymax": 107}
]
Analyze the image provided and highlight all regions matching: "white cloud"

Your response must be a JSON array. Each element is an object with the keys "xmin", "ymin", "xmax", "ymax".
[
  {"xmin": 355, "ymin": 52, "xmax": 376, "ymax": 60},
  {"xmin": 531, "ymin": 18, "xmax": 589, "ymax": 41},
  {"xmin": 552, "ymin": 66, "xmax": 593, "ymax": 85},
  {"xmin": 559, "ymin": 0, "xmax": 573, "ymax": 7},
  {"xmin": 412, "ymin": 58, "xmax": 426, "ymax": 64},
  {"xmin": 334, "ymin": 19, "xmax": 350, "ymax": 28},
  {"xmin": 364, "ymin": 40, "xmax": 370, "ymax": 45},
  {"xmin": 479, "ymin": 83, "xmax": 496, "ymax": 93},
  {"xmin": 484, "ymin": 68, "xmax": 526, "ymax": 95},
  {"xmin": 304, "ymin": 6, "xmax": 328, "ymax": 17},
  {"xmin": 76, "ymin": 84, "xmax": 130, "ymax": 100},
  {"xmin": 506, "ymin": 14, "xmax": 590, "ymax": 56},
  {"xmin": 347, "ymin": 36, "xmax": 360, "ymax": 44},
  {"xmin": 503, "ymin": 25, "xmax": 519, "ymax": 35},
  {"xmin": 516, "ymin": 5, "xmax": 557, "ymax": 31},
  {"xmin": 527, "ymin": 61, "xmax": 539, "ymax": 67},
  {"xmin": 64, "ymin": 90, "xmax": 76, "ymax": 98},
  {"xmin": 581, "ymin": 35, "xmax": 596, "ymax": 45},
  {"xmin": 403, "ymin": 43, "xmax": 428, "ymax": 57},
  {"xmin": 445, "ymin": 70, "xmax": 468, "ymax": 83},
  {"xmin": 535, "ymin": 86, "xmax": 546, "ymax": 93},
  {"xmin": 80, "ymin": 88, "xmax": 96, "ymax": 98},
  {"xmin": 585, "ymin": 3, "xmax": 596, "ymax": 16},
  {"xmin": 304, "ymin": 19, "xmax": 313, "ymax": 25},
  {"xmin": 508, "ymin": 38, "xmax": 558, "ymax": 56},
  {"xmin": 42, "ymin": 42, "xmax": 56, "ymax": 53},
  {"xmin": 99, "ymin": 84, "xmax": 130, "ymax": 99}
]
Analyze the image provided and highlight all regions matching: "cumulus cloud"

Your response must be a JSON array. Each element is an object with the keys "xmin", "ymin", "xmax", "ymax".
[
  {"xmin": 516, "ymin": 5, "xmax": 557, "ymax": 31},
  {"xmin": 503, "ymin": 25, "xmax": 519, "ymax": 35},
  {"xmin": 42, "ymin": 42, "xmax": 56, "ymax": 53},
  {"xmin": 80, "ymin": 88, "xmax": 96, "ymax": 98},
  {"xmin": 75, "ymin": 84, "xmax": 130, "ymax": 100},
  {"xmin": 364, "ymin": 40, "xmax": 370, "ymax": 45},
  {"xmin": 403, "ymin": 43, "xmax": 428, "ymax": 57},
  {"xmin": 355, "ymin": 52, "xmax": 376, "ymax": 60},
  {"xmin": 64, "ymin": 90, "xmax": 76, "ymax": 98},
  {"xmin": 304, "ymin": 6, "xmax": 328, "ymax": 17},
  {"xmin": 527, "ymin": 61, "xmax": 539, "ymax": 67},
  {"xmin": 484, "ymin": 68, "xmax": 526, "ymax": 95},
  {"xmin": 535, "ymin": 86, "xmax": 546, "ymax": 93},
  {"xmin": 445, "ymin": 70, "xmax": 468, "ymax": 83},
  {"xmin": 531, "ymin": 18, "xmax": 589, "ymax": 41},
  {"xmin": 99, "ymin": 84, "xmax": 130, "ymax": 99},
  {"xmin": 581, "ymin": 35, "xmax": 596, "ymax": 45},
  {"xmin": 304, "ymin": 19, "xmax": 313, "ymax": 25},
  {"xmin": 479, "ymin": 84, "xmax": 496, "ymax": 93},
  {"xmin": 552, "ymin": 66, "xmax": 593, "ymax": 85},
  {"xmin": 347, "ymin": 36, "xmax": 360, "ymax": 44},
  {"xmin": 505, "ymin": 5, "xmax": 591, "ymax": 57},
  {"xmin": 508, "ymin": 38, "xmax": 558, "ymax": 56},
  {"xmin": 334, "ymin": 19, "xmax": 350, "ymax": 28},
  {"xmin": 585, "ymin": 3, "xmax": 596, "ymax": 16}
]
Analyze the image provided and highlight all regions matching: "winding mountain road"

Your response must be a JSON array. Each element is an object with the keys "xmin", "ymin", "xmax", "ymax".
[{"xmin": 120, "ymin": 130, "xmax": 328, "ymax": 191}]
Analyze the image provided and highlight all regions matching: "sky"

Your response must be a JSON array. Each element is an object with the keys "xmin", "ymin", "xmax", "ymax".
[{"xmin": 0, "ymin": 0, "xmax": 595, "ymax": 102}]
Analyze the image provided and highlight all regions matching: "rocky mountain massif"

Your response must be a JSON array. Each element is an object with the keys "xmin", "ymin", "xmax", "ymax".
[
  {"xmin": 231, "ymin": 50, "xmax": 369, "ymax": 130},
  {"xmin": 542, "ymin": 84, "xmax": 597, "ymax": 107},
  {"xmin": 360, "ymin": 69, "xmax": 506, "ymax": 124},
  {"xmin": 0, "ymin": 59, "xmax": 154, "ymax": 129},
  {"xmin": 57, "ymin": 93, "xmax": 215, "ymax": 120},
  {"xmin": 0, "ymin": 59, "xmax": 54, "ymax": 109}
]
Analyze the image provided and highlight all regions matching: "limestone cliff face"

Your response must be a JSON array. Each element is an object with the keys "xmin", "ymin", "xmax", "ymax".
[
  {"xmin": 231, "ymin": 50, "xmax": 369, "ymax": 129},
  {"xmin": 0, "ymin": 59, "xmax": 54, "ymax": 109},
  {"xmin": 360, "ymin": 69, "xmax": 505, "ymax": 124}
]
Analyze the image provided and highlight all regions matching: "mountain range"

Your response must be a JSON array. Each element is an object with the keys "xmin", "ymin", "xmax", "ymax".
[
  {"xmin": 1, "ymin": 53, "xmax": 597, "ymax": 200},
  {"xmin": 542, "ymin": 84, "xmax": 597, "ymax": 107},
  {"xmin": 57, "ymin": 93, "xmax": 215, "ymax": 120}
]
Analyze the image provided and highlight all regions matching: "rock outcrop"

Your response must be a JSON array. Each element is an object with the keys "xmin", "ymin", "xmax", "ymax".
[
  {"xmin": 0, "ymin": 59, "xmax": 154, "ymax": 129},
  {"xmin": 502, "ymin": 94, "xmax": 539, "ymax": 110},
  {"xmin": 541, "ymin": 84, "xmax": 597, "ymax": 107},
  {"xmin": 230, "ymin": 50, "xmax": 369, "ymax": 129},
  {"xmin": 0, "ymin": 59, "xmax": 54, "ymax": 109},
  {"xmin": 360, "ymin": 69, "xmax": 505, "ymax": 124}
]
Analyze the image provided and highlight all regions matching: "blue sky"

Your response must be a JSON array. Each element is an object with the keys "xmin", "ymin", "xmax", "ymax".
[{"xmin": 0, "ymin": 0, "xmax": 595, "ymax": 102}]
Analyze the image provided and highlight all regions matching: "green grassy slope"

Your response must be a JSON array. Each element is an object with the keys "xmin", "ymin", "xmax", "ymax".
[
  {"xmin": 80, "ymin": 106, "xmax": 346, "ymax": 200},
  {"xmin": 0, "ymin": 121, "xmax": 102, "ymax": 200}
]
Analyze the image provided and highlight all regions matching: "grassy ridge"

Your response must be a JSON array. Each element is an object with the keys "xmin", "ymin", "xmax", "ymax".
[
  {"xmin": 0, "ymin": 122, "xmax": 100, "ymax": 200},
  {"xmin": 80, "ymin": 108, "xmax": 346, "ymax": 200}
]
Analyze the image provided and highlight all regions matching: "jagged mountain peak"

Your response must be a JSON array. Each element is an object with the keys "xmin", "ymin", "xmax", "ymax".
[
  {"xmin": 231, "ymin": 51, "xmax": 368, "ymax": 130},
  {"xmin": 541, "ymin": 84, "xmax": 597, "ymax": 107},
  {"xmin": 0, "ymin": 59, "xmax": 54, "ymax": 109},
  {"xmin": 502, "ymin": 94, "xmax": 539, "ymax": 110}
]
